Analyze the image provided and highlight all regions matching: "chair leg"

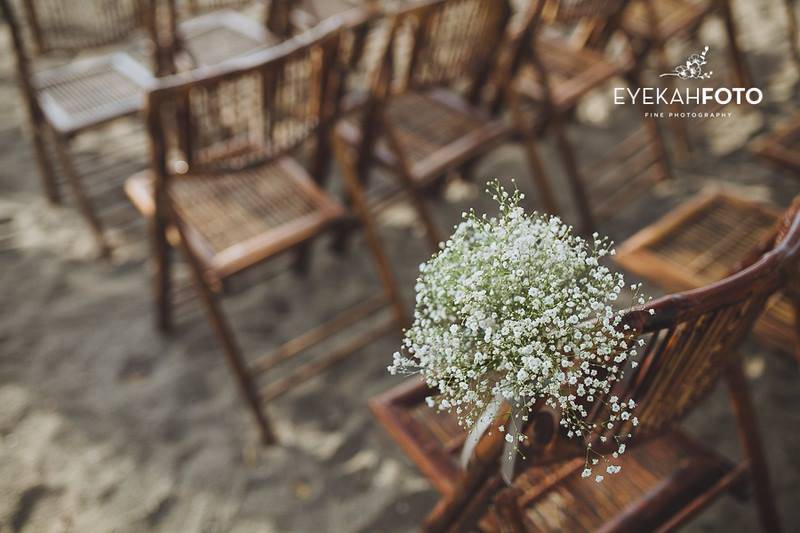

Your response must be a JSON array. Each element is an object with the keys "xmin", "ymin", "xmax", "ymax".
[
  {"xmin": 719, "ymin": 0, "xmax": 753, "ymax": 87},
  {"xmin": 30, "ymin": 123, "xmax": 61, "ymax": 204},
  {"xmin": 549, "ymin": 114, "xmax": 595, "ymax": 235},
  {"xmin": 382, "ymin": 127, "xmax": 443, "ymax": 253},
  {"xmin": 291, "ymin": 241, "xmax": 313, "ymax": 276},
  {"xmin": 333, "ymin": 134, "xmax": 409, "ymax": 328},
  {"xmin": 724, "ymin": 361, "xmax": 783, "ymax": 533},
  {"xmin": 627, "ymin": 69, "xmax": 673, "ymax": 182},
  {"xmin": 652, "ymin": 43, "xmax": 692, "ymax": 160},
  {"xmin": 151, "ymin": 207, "xmax": 172, "ymax": 332},
  {"xmin": 518, "ymin": 129, "xmax": 559, "ymax": 217},
  {"xmin": 51, "ymin": 131, "xmax": 111, "ymax": 257},
  {"xmin": 175, "ymin": 221, "xmax": 277, "ymax": 445}
]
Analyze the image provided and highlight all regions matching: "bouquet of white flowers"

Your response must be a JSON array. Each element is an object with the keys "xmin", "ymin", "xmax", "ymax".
[{"xmin": 389, "ymin": 182, "xmax": 647, "ymax": 482}]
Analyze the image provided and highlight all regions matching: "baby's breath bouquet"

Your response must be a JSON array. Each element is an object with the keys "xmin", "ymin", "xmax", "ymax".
[{"xmin": 389, "ymin": 182, "xmax": 647, "ymax": 482}]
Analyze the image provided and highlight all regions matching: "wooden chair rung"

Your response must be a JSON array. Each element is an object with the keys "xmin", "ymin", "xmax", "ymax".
[
  {"xmin": 259, "ymin": 312, "xmax": 397, "ymax": 402},
  {"xmin": 249, "ymin": 293, "xmax": 388, "ymax": 376}
]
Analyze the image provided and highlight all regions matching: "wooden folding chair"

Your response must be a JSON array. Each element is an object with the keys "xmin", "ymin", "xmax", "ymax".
[
  {"xmin": 1, "ymin": 0, "xmax": 160, "ymax": 255},
  {"xmin": 615, "ymin": 187, "xmax": 800, "ymax": 362},
  {"xmin": 333, "ymin": 0, "xmax": 549, "ymax": 252},
  {"xmin": 372, "ymin": 198, "xmax": 799, "ymax": 533},
  {"xmin": 124, "ymin": 20, "xmax": 408, "ymax": 443},
  {"xmin": 510, "ymin": 0, "xmax": 672, "ymax": 235},
  {"xmin": 621, "ymin": 0, "xmax": 752, "ymax": 157}
]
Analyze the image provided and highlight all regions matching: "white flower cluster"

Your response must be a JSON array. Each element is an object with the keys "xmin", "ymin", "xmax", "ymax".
[{"xmin": 389, "ymin": 183, "xmax": 647, "ymax": 481}]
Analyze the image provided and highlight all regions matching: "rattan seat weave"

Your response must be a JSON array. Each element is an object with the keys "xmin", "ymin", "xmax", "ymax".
[
  {"xmin": 515, "ymin": 35, "xmax": 625, "ymax": 111},
  {"xmin": 340, "ymin": 91, "xmax": 510, "ymax": 183},
  {"xmin": 615, "ymin": 188, "xmax": 794, "ymax": 354},
  {"xmin": 34, "ymin": 54, "xmax": 154, "ymax": 134},
  {"xmin": 178, "ymin": 11, "xmax": 276, "ymax": 68},
  {"xmin": 513, "ymin": 432, "xmax": 732, "ymax": 532},
  {"xmin": 126, "ymin": 159, "xmax": 344, "ymax": 277}
]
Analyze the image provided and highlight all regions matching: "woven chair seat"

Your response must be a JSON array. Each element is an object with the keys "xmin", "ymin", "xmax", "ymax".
[
  {"xmin": 510, "ymin": 431, "xmax": 733, "ymax": 532},
  {"xmin": 371, "ymin": 378, "xmax": 734, "ymax": 531},
  {"xmin": 178, "ymin": 10, "xmax": 277, "ymax": 68},
  {"xmin": 338, "ymin": 90, "xmax": 511, "ymax": 184},
  {"xmin": 751, "ymin": 112, "xmax": 800, "ymax": 174},
  {"xmin": 614, "ymin": 188, "xmax": 795, "ymax": 355},
  {"xmin": 34, "ymin": 53, "xmax": 155, "ymax": 134},
  {"xmin": 515, "ymin": 34, "xmax": 626, "ymax": 111},
  {"xmin": 623, "ymin": 0, "xmax": 715, "ymax": 42},
  {"xmin": 125, "ymin": 158, "xmax": 344, "ymax": 278}
]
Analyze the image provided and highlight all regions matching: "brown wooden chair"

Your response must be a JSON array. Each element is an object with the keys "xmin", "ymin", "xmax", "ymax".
[
  {"xmin": 333, "ymin": 0, "xmax": 551, "ymax": 252},
  {"xmin": 620, "ymin": 0, "xmax": 752, "ymax": 156},
  {"xmin": 614, "ymin": 187, "xmax": 800, "ymax": 362},
  {"xmin": 510, "ymin": 0, "xmax": 672, "ymax": 235},
  {"xmin": 372, "ymin": 197, "xmax": 799, "ymax": 533},
  {"xmin": 124, "ymin": 18, "xmax": 408, "ymax": 444},
  {"xmin": 1, "ymin": 0, "xmax": 160, "ymax": 255},
  {"xmin": 751, "ymin": 113, "xmax": 800, "ymax": 179}
]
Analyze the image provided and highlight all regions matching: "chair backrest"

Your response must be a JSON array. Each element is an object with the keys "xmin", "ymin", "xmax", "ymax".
[
  {"xmin": 146, "ymin": 17, "xmax": 342, "ymax": 184},
  {"xmin": 329, "ymin": 6, "xmax": 394, "ymax": 110},
  {"xmin": 380, "ymin": 0, "xmax": 515, "ymax": 105},
  {"xmin": 604, "ymin": 200, "xmax": 800, "ymax": 441},
  {"xmin": 181, "ymin": 0, "xmax": 253, "ymax": 15},
  {"xmin": 5, "ymin": 0, "xmax": 149, "ymax": 57}
]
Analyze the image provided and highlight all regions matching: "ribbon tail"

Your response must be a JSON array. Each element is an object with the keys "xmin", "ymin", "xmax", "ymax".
[{"xmin": 460, "ymin": 396, "xmax": 503, "ymax": 468}]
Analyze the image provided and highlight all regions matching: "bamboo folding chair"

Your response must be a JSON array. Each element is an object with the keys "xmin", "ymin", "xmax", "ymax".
[
  {"xmin": 620, "ymin": 0, "xmax": 752, "ymax": 156},
  {"xmin": 125, "ymin": 19, "xmax": 407, "ymax": 444},
  {"xmin": 333, "ymin": 0, "xmax": 551, "ymax": 252},
  {"xmin": 615, "ymin": 187, "xmax": 800, "ymax": 362},
  {"xmin": 510, "ymin": 0, "xmax": 671, "ymax": 236},
  {"xmin": 371, "ymin": 199, "xmax": 799, "ymax": 533},
  {"xmin": 1, "ymin": 0, "xmax": 160, "ymax": 255}
]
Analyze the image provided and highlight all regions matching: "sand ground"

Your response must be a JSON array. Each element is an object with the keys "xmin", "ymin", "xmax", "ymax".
[{"xmin": 1, "ymin": 1, "xmax": 800, "ymax": 531}]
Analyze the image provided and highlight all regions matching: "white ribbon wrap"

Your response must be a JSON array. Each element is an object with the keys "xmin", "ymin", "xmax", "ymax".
[{"xmin": 460, "ymin": 396, "xmax": 527, "ymax": 485}]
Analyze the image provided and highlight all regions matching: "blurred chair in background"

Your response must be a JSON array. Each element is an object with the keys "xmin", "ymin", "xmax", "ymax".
[
  {"xmin": 621, "ymin": 0, "xmax": 752, "ymax": 157},
  {"xmin": 511, "ymin": 0, "xmax": 672, "ymax": 235},
  {"xmin": 125, "ymin": 18, "xmax": 408, "ymax": 443},
  {"xmin": 1, "ymin": 0, "xmax": 160, "ymax": 255},
  {"xmin": 615, "ymin": 187, "xmax": 800, "ymax": 363},
  {"xmin": 334, "ymin": 0, "xmax": 556, "ymax": 252}
]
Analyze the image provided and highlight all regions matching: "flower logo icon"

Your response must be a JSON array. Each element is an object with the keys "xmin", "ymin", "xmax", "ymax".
[{"xmin": 660, "ymin": 46, "xmax": 713, "ymax": 80}]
